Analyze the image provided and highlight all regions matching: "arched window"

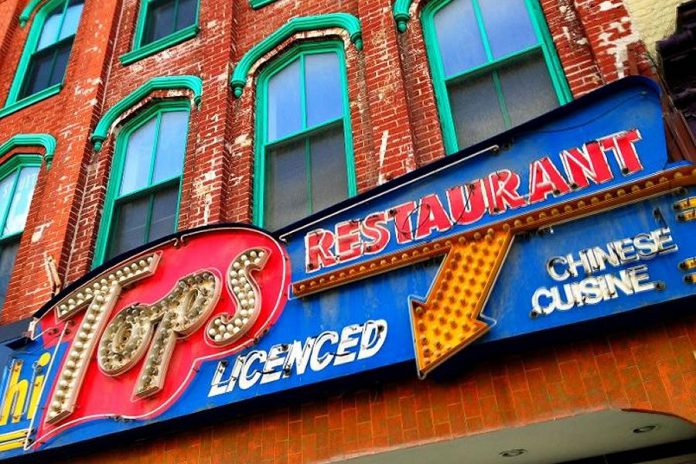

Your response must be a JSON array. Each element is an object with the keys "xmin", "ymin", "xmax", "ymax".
[
  {"xmin": 4, "ymin": 0, "xmax": 84, "ymax": 110},
  {"xmin": 94, "ymin": 102, "xmax": 190, "ymax": 265},
  {"xmin": 0, "ymin": 157, "xmax": 40, "ymax": 309},
  {"xmin": 422, "ymin": 0, "xmax": 571, "ymax": 153},
  {"xmin": 255, "ymin": 42, "xmax": 356, "ymax": 230}
]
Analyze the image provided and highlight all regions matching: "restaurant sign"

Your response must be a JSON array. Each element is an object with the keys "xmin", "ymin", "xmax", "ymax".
[{"xmin": 1, "ymin": 77, "xmax": 695, "ymax": 459}]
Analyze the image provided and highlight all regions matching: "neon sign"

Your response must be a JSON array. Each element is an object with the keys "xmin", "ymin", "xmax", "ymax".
[{"xmin": 1, "ymin": 77, "xmax": 695, "ymax": 460}]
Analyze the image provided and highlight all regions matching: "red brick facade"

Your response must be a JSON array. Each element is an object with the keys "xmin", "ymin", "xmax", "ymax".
[{"xmin": 0, "ymin": 0, "xmax": 692, "ymax": 462}]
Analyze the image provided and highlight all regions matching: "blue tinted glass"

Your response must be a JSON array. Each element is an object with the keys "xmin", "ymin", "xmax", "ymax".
[
  {"xmin": 176, "ymin": 0, "xmax": 197, "ymax": 29},
  {"xmin": 267, "ymin": 59, "xmax": 302, "ymax": 142},
  {"xmin": 109, "ymin": 196, "xmax": 149, "ymax": 259},
  {"xmin": 305, "ymin": 53, "xmax": 343, "ymax": 128},
  {"xmin": 433, "ymin": 0, "xmax": 487, "ymax": 77},
  {"xmin": 310, "ymin": 125, "xmax": 347, "ymax": 212},
  {"xmin": 499, "ymin": 52, "xmax": 557, "ymax": 127},
  {"xmin": 448, "ymin": 73, "xmax": 505, "ymax": 148},
  {"xmin": 264, "ymin": 139, "xmax": 306, "ymax": 230},
  {"xmin": 3, "ymin": 167, "xmax": 38, "ymax": 236},
  {"xmin": 0, "ymin": 174, "xmax": 16, "ymax": 229},
  {"xmin": 0, "ymin": 240, "xmax": 20, "ymax": 309},
  {"xmin": 478, "ymin": 0, "xmax": 538, "ymax": 58},
  {"xmin": 59, "ymin": 0, "xmax": 84, "ymax": 40},
  {"xmin": 148, "ymin": 185, "xmax": 179, "ymax": 241},
  {"xmin": 152, "ymin": 111, "xmax": 188, "ymax": 184},
  {"xmin": 120, "ymin": 116, "xmax": 157, "ymax": 195},
  {"xmin": 36, "ymin": 4, "xmax": 64, "ymax": 50}
]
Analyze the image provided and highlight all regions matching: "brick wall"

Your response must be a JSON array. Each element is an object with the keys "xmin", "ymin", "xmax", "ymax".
[{"xmin": 0, "ymin": 0, "xmax": 691, "ymax": 462}]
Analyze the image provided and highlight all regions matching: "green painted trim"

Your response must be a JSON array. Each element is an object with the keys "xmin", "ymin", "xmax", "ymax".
[
  {"xmin": 0, "ymin": 83, "xmax": 61, "ymax": 119},
  {"xmin": 120, "ymin": 24, "xmax": 199, "ymax": 65},
  {"xmin": 18, "ymin": 0, "xmax": 43, "ymax": 27},
  {"xmin": 231, "ymin": 13, "xmax": 363, "ymax": 98},
  {"xmin": 123, "ymin": 0, "xmax": 201, "ymax": 66},
  {"xmin": 249, "ymin": 0, "xmax": 278, "ymax": 8},
  {"xmin": 421, "ymin": 0, "xmax": 572, "ymax": 154},
  {"xmin": 527, "ymin": 0, "xmax": 572, "ymax": 104},
  {"xmin": 252, "ymin": 41, "xmax": 356, "ymax": 228},
  {"xmin": 0, "ymin": 134, "xmax": 56, "ymax": 168},
  {"xmin": 90, "ymin": 75, "xmax": 202, "ymax": 151},
  {"xmin": 5, "ymin": 0, "xmax": 75, "ymax": 111},
  {"xmin": 0, "ymin": 155, "xmax": 42, "ymax": 180},
  {"xmin": 93, "ymin": 101, "xmax": 190, "ymax": 267},
  {"xmin": 393, "ymin": 0, "xmax": 413, "ymax": 32}
]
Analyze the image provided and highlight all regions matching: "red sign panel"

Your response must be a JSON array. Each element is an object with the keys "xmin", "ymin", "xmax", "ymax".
[{"xmin": 36, "ymin": 227, "xmax": 290, "ymax": 444}]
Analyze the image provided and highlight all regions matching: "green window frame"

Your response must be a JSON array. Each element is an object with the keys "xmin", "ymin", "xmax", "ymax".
[
  {"xmin": 121, "ymin": 0, "xmax": 200, "ymax": 65},
  {"xmin": 0, "ymin": 0, "xmax": 84, "ymax": 119},
  {"xmin": 421, "ymin": 0, "xmax": 572, "ymax": 154},
  {"xmin": 249, "ymin": 0, "xmax": 278, "ymax": 8},
  {"xmin": 0, "ymin": 155, "xmax": 41, "ymax": 311},
  {"xmin": 93, "ymin": 101, "xmax": 190, "ymax": 266},
  {"xmin": 253, "ymin": 41, "xmax": 357, "ymax": 230}
]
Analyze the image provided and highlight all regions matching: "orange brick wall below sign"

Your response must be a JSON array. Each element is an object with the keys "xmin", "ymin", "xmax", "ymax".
[{"xmin": 47, "ymin": 311, "xmax": 696, "ymax": 464}]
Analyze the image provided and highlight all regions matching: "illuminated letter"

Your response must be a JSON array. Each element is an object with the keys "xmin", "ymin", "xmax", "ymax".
[
  {"xmin": 206, "ymin": 248, "xmax": 269, "ymax": 346},
  {"xmin": 305, "ymin": 229, "xmax": 336, "ymax": 272},
  {"xmin": 414, "ymin": 194, "xmax": 452, "ymax": 240},
  {"xmin": 528, "ymin": 157, "xmax": 571, "ymax": 203},
  {"xmin": 447, "ymin": 181, "xmax": 487, "ymax": 225},
  {"xmin": 45, "ymin": 253, "xmax": 161, "ymax": 425},
  {"xmin": 485, "ymin": 170, "xmax": 526, "ymax": 214},
  {"xmin": 560, "ymin": 142, "xmax": 613, "ymax": 189},
  {"xmin": 98, "ymin": 271, "xmax": 220, "ymax": 398}
]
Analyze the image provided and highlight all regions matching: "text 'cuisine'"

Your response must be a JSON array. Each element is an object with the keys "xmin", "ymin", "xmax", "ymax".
[{"xmin": 305, "ymin": 129, "xmax": 645, "ymax": 273}]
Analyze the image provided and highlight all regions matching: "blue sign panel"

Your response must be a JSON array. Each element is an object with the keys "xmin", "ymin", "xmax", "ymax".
[{"xmin": 0, "ymin": 77, "xmax": 694, "ymax": 460}]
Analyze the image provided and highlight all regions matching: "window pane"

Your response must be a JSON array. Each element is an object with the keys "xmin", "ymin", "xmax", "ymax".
[
  {"xmin": 264, "ymin": 139, "xmax": 306, "ymax": 230},
  {"xmin": 120, "ymin": 116, "xmax": 157, "ymax": 196},
  {"xmin": 478, "ymin": 0, "xmax": 538, "ymax": 59},
  {"xmin": 59, "ymin": 0, "xmax": 84, "ymax": 40},
  {"xmin": 144, "ymin": 0, "xmax": 176, "ymax": 44},
  {"xmin": 148, "ymin": 185, "xmax": 178, "ymax": 241},
  {"xmin": 3, "ymin": 167, "xmax": 38, "ymax": 236},
  {"xmin": 267, "ymin": 59, "xmax": 302, "ymax": 142},
  {"xmin": 448, "ymin": 73, "xmax": 505, "ymax": 148},
  {"xmin": 0, "ymin": 240, "xmax": 20, "ymax": 310},
  {"xmin": 433, "ymin": 0, "xmax": 487, "ymax": 77},
  {"xmin": 499, "ymin": 52, "xmax": 558, "ymax": 127},
  {"xmin": 109, "ymin": 196, "xmax": 149, "ymax": 259},
  {"xmin": 36, "ymin": 4, "xmax": 64, "ymax": 50},
  {"xmin": 310, "ymin": 125, "xmax": 347, "ymax": 213},
  {"xmin": 152, "ymin": 111, "xmax": 188, "ymax": 184},
  {"xmin": 20, "ymin": 50, "xmax": 54, "ymax": 99},
  {"xmin": 0, "ymin": 174, "xmax": 16, "ymax": 227},
  {"xmin": 176, "ymin": 0, "xmax": 197, "ymax": 29},
  {"xmin": 48, "ymin": 40, "xmax": 72, "ymax": 88},
  {"xmin": 305, "ymin": 53, "xmax": 343, "ymax": 128}
]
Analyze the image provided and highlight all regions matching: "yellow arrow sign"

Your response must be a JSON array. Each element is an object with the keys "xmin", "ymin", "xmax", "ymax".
[{"xmin": 410, "ymin": 229, "xmax": 513, "ymax": 377}]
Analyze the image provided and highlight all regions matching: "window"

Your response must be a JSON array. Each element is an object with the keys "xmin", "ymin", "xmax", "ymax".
[
  {"xmin": 122, "ymin": 0, "xmax": 199, "ymax": 64},
  {"xmin": 94, "ymin": 103, "xmax": 189, "ymax": 265},
  {"xmin": 255, "ymin": 42, "xmax": 356, "ymax": 230},
  {"xmin": 422, "ymin": 0, "xmax": 571, "ymax": 153},
  {"xmin": 4, "ymin": 0, "xmax": 83, "ymax": 110},
  {"xmin": 0, "ymin": 158, "xmax": 40, "ymax": 309}
]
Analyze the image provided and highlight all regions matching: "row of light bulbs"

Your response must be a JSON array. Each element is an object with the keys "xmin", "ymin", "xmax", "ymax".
[
  {"xmin": 207, "ymin": 248, "xmax": 268, "ymax": 346},
  {"xmin": 47, "ymin": 254, "xmax": 160, "ymax": 423}
]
